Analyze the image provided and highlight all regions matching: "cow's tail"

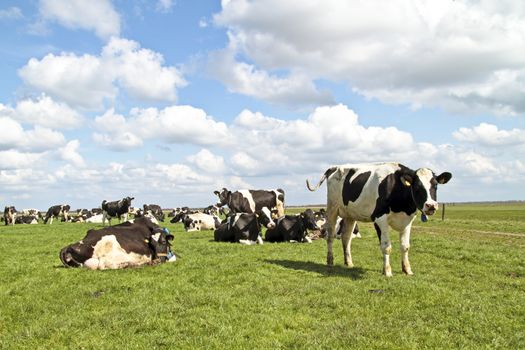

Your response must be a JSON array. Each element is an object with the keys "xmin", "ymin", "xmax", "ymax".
[{"xmin": 306, "ymin": 167, "xmax": 337, "ymax": 191}]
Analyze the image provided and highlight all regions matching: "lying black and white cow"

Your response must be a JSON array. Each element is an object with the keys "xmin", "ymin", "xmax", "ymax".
[
  {"xmin": 265, "ymin": 209, "xmax": 319, "ymax": 243},
  {"xmin": 60, "ymin": 217, "xmax": 176, "ymax": 270},
  {"xmin": 3, "ymin": 206, "xmax": 17, "ymax": 226},
  {"xmin": 101, "ymin": 196, "xmax": 134, "ymax": 225},
  {"xmin": 214, "ymin": 188, "xmax": 285, "ymax": 218},
  {"xmin": 307, "ymin": 162, "xmax": 451, "ymax": 277},
  {"xmin": 170, "ymin": 211, "xmax": 221, "ymax": 232},
  {"xmin": 43, "ymin": 204, "xmax": 70, "ymax": 224},
  {"xmin": 214, "ymin": 213, "xmax": 264, "ymax": 245},
  {"xmin": 15, "ymin": 215, "xmax": 39, "ymax": 224},
  {"xmin": 143, "ymin": 204, "xmax": 165, "ymax": 222}
]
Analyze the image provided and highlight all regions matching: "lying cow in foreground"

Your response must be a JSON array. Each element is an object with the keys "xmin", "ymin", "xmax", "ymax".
[
  {"xmin": 214, "ymin": 213, "xmax": 266, "ymax": 245},
  {"xmin": 60, "ymin": 217, "xmax": 176, "ymax": 270},
  {"xmin": 265, "ymin": 209, "xmax": 319, "ymax": 243},
  {"xmin": 101, "ymin": 196, "xmax": 134, "ymax": 225},
  {"xmin": 307, "ymin": 162, "xmax": 451, "ymax": 277}
]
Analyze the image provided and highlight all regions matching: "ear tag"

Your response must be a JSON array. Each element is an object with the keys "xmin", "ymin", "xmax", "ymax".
[
  {"xmin": 144, "ymin": 239, "xmax": 150, "ymax": 243},
  {"xmin": 404, "ymin": 180, "xmax": 411, "ymax": 187},
  {"xmin": 421, "ymin": 214, "xmax": 428, "ymax": 222}
]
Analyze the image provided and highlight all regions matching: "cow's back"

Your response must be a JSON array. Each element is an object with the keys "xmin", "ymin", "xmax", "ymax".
[{"xmin": 327, "ymin": 163, "xmax": 400, "ymax": 222}]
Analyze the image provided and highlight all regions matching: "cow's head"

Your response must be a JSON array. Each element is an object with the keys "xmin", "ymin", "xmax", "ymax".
[
  {"xmin": 122, "ymin": 196, "xmax": 134, "ymax": 207},
  {"xmin": 300, "ymin": 209, "xmax": 320, "ymax": 231},
  {"xmin": 256, "ymin": 207, "xmax": 276, "ymax": 229},
  {"xmin": 401, "ymin": 168, "xmax": 452, "ymax": 216},
  {"xmin": 148, "ymin": 228, "xmax": 174, "ymax": 263},
  {"xmin": 214, "ymin": 188, "xmax": 231, "ymax": 207}
]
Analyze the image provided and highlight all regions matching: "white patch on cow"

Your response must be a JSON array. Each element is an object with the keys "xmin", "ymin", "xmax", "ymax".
[
  {"xmin": 86, "ymin": 214, "xmax": 104, "ymax": 223},
  {"xmin": 238, "ymin": 190, "xmax": 256, "ymax": 212},
  {"xmin": 257, "ymin": 236, "xmax": 263, "ymax": 245},
  {"xmin": 151, "ymin": 233, "xmax": 161, "ymax": 242},
  {"xmin": 144, "ymin": 211, "xmax": 159, "ymax": 225},
  {"xmin": 185, "ymin": 212, "xmax": 217, "ymax": 231},
  {"xmin": 260, "ymin": 207, "xmax": 275, "ymax": 228},
  {"xmin": 304, "ymin": 236, "xmax": 312, "ymax": 243},
  {"xmin": 416, "ymin": 168, "xmax": 438, "ymax": 214},
  {"xmin": 239, "ymin": 239, "xmax": 257, "ymax": 245},
  {"xmin": 84, "ymin": 235, "xmax": 151, "ymax": 270},
  {"xmin": 168, "ymin": 255, "xmax": 177, "ymax": 262}
]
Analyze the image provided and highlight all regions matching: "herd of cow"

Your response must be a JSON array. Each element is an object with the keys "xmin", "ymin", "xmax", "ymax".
[{"xmin": 3, "ymin": 162, "xmax": 452, "ymax": 276}]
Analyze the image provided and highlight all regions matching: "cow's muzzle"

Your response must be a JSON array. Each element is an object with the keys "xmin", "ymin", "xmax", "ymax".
[{"xmin": 423, "ymin": 203, "xmax": 438, "ymax": 216}]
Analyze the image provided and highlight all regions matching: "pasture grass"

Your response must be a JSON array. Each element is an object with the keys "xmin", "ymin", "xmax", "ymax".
[{"xmin": 1, "ymin": 203, "xmax": 524, "ymax": 349}]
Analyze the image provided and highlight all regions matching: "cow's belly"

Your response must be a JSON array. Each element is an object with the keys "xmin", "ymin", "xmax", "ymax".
[{"xmin": 84, "ymin": 235, "xmax": 151, "ymax": 270}]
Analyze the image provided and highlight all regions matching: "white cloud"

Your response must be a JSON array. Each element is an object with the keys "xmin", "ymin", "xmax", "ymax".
[
  {"xmin": 39, "ymin": 0, "xmax": 120, "ymax": 39},
  {"xmin": 0, "ymin": 116, "xmax": 65, "ymax": 152},
  {"xmin": 58, "ymin": 140, "xmax": 85, "ymax": 167},
  {"xmin": 93, "ymin": 105, "xmax": 230, "ymax": 151},
  {"xmin": 0, "ymin": 6, "xmax": 23, "ymax": 20},
  {"xmin": 156, "ymin": 0, "xmax": 174, "ymax": 13},
  {"xmin": 0, "ymin": 151, "xmax": 44, "ymax": 170},
  {"xmin": 187, "ymin": 149, "xmax": 227, "ymax": 174},
  {"xmin": 19, "ymin": 38, "xmax": 186, "ymax": 110},
  {"xmin": 213, "ymin": 0, "xmax": 525, "ymax": 116},
  {"xmin": 453, "ymin": 123, "xmax": 525, "ymax": 146}
]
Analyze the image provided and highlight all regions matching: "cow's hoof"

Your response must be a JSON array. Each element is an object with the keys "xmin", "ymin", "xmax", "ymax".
[
  {"xmin": 344, "ymin": 261, "xmax": 354, "ymax": 268},
  {"xmin": 327, "ymin": 255, "xmax": 334, "ymax": 266},
  {"xmin": 383, "ymin": 267, "xmax": 393, "ymax": 277}
]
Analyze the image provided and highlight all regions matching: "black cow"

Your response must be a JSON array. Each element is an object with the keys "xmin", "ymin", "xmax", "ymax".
[
  {"xmin": 214, "ymin": 213, "xmax": 264, "ymax": 245},
  {"xmin": 307, "ymin": 162, "xmax": 451, "ymax": 277},
  {"xmin": 214, "ymin": 188, "xmax": 285, "ymax": 217},
  {"xmin": 3, "ymin": 206, "xmax": 17, "ymax": 226},
  {"xmin": 60, "ymin": 217, "xmax": 176, "ymax": 270},
  {"xmin": 265, "ymin": 209, "xmax": 319, "ymax": 243},
  {"xmin": 101, "ymin": 196, "xmax": 134, "ymax": 225},
  {"xmin": 143, "ymin": 204, "xmax": 165, "ymax": 222},
  {"xmin": 43, "ymin": 204, "xmax": 70, "ymax": 224}
]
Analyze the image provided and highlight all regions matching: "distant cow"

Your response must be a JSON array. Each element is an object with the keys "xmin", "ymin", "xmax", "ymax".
[
  {"xmin": 143, "ymin": 204, "xmax": 165, "ymax": 222},
  {"xmin": 3, "ymin": 206, "xmax": 17, "ymax": 226},
  {"xmin": 307, "ymin": 162, "xmax": 451, "ymax": 277},
  {"xmin": 15, "ymin": 215, "xmax": 39, "ymax": 224},
  {"xmin": 214, "ymin": 213, "xmax": 264, "ymax": 245},
  {"xmin": 101, "ymin": 196, "xmax": 134, "ymax": 225},
  {"xmin": 43, "ymin": 205, "xmax": 70, "ymax": 224},
  {"xmin": 170, "ymin": 211, "xmax": 221, "ymax": 232},
  {"xmin": 265, "ymin": 209, "xmax": 319, "ymax": 243},
  {"xmin": 214, "ymin": 188, "xmax": 285, "ymax": 218},
  {"xmin": 60, "ymin": 217, "xmax": 176, "ymax": 270}
]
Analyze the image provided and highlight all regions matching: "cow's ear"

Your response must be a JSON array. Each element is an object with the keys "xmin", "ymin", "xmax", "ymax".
[
  {"xmin": 213, "ymin": 191, "xmax": 220, "ymax": 195},
  {"xmin": 144, "ymin": 239, "xmax": 150, "ymax": 243},
  {"xmin": 401, "ymin": 174, "xmax": 413, "ymax": 187},
  {"xmin": 166, "ymin": 234, "xmax": 174, "ymax": 241},
  {"xmin": 436, "ymin": 172, "xmax": 452, "ymax": 184}
]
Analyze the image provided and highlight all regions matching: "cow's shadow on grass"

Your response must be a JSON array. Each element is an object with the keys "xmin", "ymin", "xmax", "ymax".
[{"xmin": 265, "ymin": 259, "xmax": 366, "ymax": 279}]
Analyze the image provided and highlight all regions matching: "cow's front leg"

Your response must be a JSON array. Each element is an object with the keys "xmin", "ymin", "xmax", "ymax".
[
  {"xmin": 325, "ymin": 209, "xmax": 338, "ymax": 266},
  {"xmin": 400, "ymin": 225, "xmax": 413, "ymax": 275},
  {"xmin": 375, "ymin": 216, "xmax": 392, "ymax": 277},
  {"xmin": 341, "ymin": 220, "xmax": 357, "ymax": 267}
]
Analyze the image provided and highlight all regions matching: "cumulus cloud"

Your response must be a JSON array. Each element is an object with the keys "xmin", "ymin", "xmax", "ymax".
[
  {"xmin": 58, "ymin": 140, "xmax": 85, "ymax": 167},
  {"xmin": 93, "ymin": 106, "xmax": 230, "ymax": 151},
  {"xmin": 187, "ymin": 149, "xmax": 227, "ymax": 174},
  {"xmin": 0, "ymin": 6, "xmax": 23, "ymax": 20},
  {"xmin": 213, "ymin": 0, "xmax": 525, "ymax": 116},
  {"xmin": 453, "ymin": 123, "xmax": 525, "ymax": 146},
  {"xmin": 39, "ymin": 0, "xmax": 120, "ymax": 39},
  {"xmin": 0, "ymin": 116, "xmax": 65, "ymax": 152},
  {"xmin": 19, "ymin": 37, "xmax": 186, "ymax": 110}
]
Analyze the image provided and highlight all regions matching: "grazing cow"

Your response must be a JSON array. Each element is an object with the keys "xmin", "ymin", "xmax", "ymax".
[
  {"xmin": 214, "ymin": 188, "xmax": 285, "ymax": 218},
  {"xmin": 170, "ymin": 211, "xmax": 221, "ymax": 232},
  {"xmin": 15, "ymin": 215, "xmax": 39, "ymax": 224},
  {"xmin": 101, "ymin": 196, "xmax": 134, "ymax": 225},
  {"xmin": 265, "ymin": 209, "xmax": 319, "ymax": 243},
  {"xmin": 3, "ymin": 206, "xmax": 17, "ymax": 226},
  {"xmin": 43, "ymin": 205, "xmax": 70, "ymax": 224},
  {"xmin": 214, "ymin": 213, "xmax": 264, "ymax": 245},
  {"xmin": 307, "ymin": 162, "xmax": 451, "ymax": 277},
  {"xmin": 60, "ymin": 217, "xmax": 176, "ymax": 270},
  {"xmin": 143, "ymin": 204, "xmax": 165, "ymax": 222}
]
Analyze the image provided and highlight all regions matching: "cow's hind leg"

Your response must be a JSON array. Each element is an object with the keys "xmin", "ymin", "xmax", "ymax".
[
  {"xmin": 375, "ymin": 215, "xmax": 393, "ymax": 277},
  {"xmin": 325, "ymin": 209, "xmax": 338, "ymax": 266},
  {"xmin": 400, "ymin": 224, "xmax": 413, "ymax": 275},
  {"xmin": 341, "ymin": 220, "xmax": 357, "ymax": 267}
]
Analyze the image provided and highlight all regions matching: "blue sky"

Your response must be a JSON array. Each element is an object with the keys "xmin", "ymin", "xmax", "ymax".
[{"xmin": 1, "ymin": 0, "xmax": 524, "ymax": 210}]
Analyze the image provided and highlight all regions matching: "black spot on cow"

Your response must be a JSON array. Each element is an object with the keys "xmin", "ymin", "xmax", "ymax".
[{"xmin": 342, "ymin": 170, "xmax": 371, "ymax": 205}]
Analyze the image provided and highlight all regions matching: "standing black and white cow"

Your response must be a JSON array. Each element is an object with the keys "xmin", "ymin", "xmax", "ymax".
[
  {"xmin": 265, "ymin": 209, "xmax": 319, "ymax": 243},
  {"xmin": 3, "ymin": 206, "xmax": 17, "ymax": 226},
  {"xmin": 43, "ymin": 204, "xmax": 71, "ymax": 224},
  {"xmin": 307, "ymin": 163, "xmax": 451, "ymax": 277},
  {"xmin": 214, "ymin": 188, "xmax": 285, "ymax": 218},
  {"xmin": 214, "ymin": 213, "xmax": 264, "ymax": 245},
  {"xmin": 59, "ymin": 217, "xmax": 176, "ymax": 270},
  {"xmin": 143, "ymin": 204, "xmax": 165, "ymax": 222},
  {"xmin": 101, "ymin": 196, "xmax": 134, "ymax": 225}
]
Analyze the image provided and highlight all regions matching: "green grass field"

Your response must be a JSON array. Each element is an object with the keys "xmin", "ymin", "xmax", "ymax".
[{"xmin": 1, "ymin": 203, "xmax": 524, "ymax": 349}]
